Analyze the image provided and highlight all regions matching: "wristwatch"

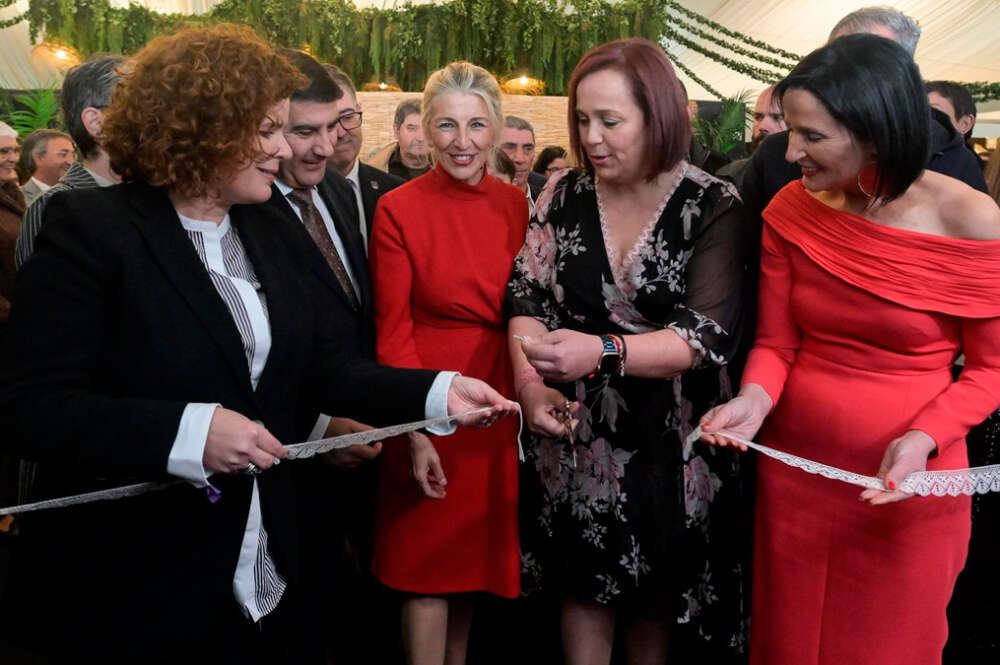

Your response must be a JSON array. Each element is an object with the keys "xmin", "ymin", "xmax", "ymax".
[{"xmin": 596, "ymin": 334, "xmax": 621, "ymax": 376}]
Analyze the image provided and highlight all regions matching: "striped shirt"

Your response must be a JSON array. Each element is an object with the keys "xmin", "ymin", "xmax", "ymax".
[{"xmin": 177, "ymin": 212, "xmax": 286, "ymax": 621}]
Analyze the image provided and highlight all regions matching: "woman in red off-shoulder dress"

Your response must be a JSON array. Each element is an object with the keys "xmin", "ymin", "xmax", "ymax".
[{"xmin": 701, "ymin": 35, "xmax": 1000, "ymax": 665}]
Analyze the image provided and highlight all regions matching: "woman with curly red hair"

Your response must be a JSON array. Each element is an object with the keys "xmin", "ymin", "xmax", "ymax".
[{"xmin": 0, "ymin": 24, "xmax": 514, "ymax": 664}]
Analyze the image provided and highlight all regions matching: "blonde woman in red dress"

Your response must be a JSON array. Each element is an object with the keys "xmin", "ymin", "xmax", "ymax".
[
  {"xmin": 369, "ymin": 61, "xmax": 527, "ymax": 665},
  {"xmin": 700, "ymin": 35, "xmax": 1000, "ymax": 665}
]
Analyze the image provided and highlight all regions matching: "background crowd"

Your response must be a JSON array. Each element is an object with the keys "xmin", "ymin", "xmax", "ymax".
[{"xmin": 0, "ymin": 4, "xmax": 998, "ymax": 665}]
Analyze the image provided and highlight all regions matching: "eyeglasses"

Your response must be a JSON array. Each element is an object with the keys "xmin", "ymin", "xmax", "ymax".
[{"xmin": 337, "ymin": 111, "xmax": 363, "ymax": 131}]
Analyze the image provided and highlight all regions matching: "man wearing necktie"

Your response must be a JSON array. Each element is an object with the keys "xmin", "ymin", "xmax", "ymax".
[{"xmin": 264, "ymin": 50, "xmax": 393, "ymax": 657}]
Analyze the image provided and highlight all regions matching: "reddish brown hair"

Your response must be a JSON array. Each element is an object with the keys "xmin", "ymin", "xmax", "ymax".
[
  {"xmin": 567, "ymin": 38, "xmax": 690, "ymax": 180},
  {"xmin": 102, "ymin": 24, "xmax": 305, "ymax": 199}
]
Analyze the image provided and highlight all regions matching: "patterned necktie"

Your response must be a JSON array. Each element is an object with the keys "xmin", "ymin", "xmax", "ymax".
[{"xmin": 286, "ymin": 188, "xmax": 360, "ymax": 311}]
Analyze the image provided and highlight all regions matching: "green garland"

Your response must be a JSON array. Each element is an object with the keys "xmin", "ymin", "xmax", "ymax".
[
  {"xmin": 664, "ymin": 49, "xmax": 723, "ymax": 100},
  {"xmin": 667, "ymin": 11, "xmax": 797, "ymax": 71},
  {"xmin": 662, "ymin": 25, "xmax": 785, "ymax": 84},
  {"xmin": 666, "ymin": 1, "xmax": 802, "ymax": 62},
  {"xmin": 964, "ymin": 82, "xmax": 1000, "ymax": 104},
  {"xmin": 0, "ymin": 0, "xmax": 26, "ymax": 29}
]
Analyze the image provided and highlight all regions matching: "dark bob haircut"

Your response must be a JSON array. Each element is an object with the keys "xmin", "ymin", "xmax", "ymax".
[
  {"xmin": 533, "ymin": 145, "xmax": 567, "ymax": 175},
  {"xmin": 567, "ymin": 38, "xmax": 689, "ymax": 181},
  {"xmin": 775, "ymin": 33, "xmax": 929, "ymax": 204}
]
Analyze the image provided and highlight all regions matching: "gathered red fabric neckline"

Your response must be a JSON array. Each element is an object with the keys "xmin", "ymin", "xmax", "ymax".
[{"xmin": 763, "ymin": 180, "xmax": 1000, "ymax": 318}]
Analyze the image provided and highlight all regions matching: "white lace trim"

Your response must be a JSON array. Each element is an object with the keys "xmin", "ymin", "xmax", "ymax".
[
  {"xmin": 685, "ymin": 427, "xmax": 1000, "ymax": 497},
  {"xmin": 596, "ymin": 161, "xmax": 687, "ymax": 296}
]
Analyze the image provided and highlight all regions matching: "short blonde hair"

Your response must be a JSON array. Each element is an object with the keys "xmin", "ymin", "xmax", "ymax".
[{"xmin": 422, "ymin": 61, "xmax": 502, "ymax": 146}]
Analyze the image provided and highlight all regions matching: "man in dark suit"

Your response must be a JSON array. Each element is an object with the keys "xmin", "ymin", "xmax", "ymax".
[
  {"xmin": 500, "ymin": 115, "xmax": 548, "ymax": 215},
  {"xmin": 323, "ymin": 64, "xmax": 405, "ymax": 246}
]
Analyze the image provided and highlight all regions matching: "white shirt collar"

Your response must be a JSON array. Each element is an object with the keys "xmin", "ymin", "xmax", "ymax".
[
  {"xmin": 84, "ymin": 167, "xmax": 115, "ymax": 188},
  {"xmin": 275, "ymin": 179, "xmax": 299, "ymax": 197},
  {"xmin": 346, "ymin": 159, "xmax": 360, "ymax": 188},
  {"xmin": 29, "ymin": 176, "xmax": 53, "ymax": 192}
]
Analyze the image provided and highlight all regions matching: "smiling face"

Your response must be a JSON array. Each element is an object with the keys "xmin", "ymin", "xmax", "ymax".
[
  {"xmin": 574, "ymin": 68, "xmax": 647, "ymax": 185},
  {"xmin": 0, "ymin": 136, "xmax": 19, "ymax": 183},
  {"xmin": 278, "ymin": 99, "xmax": 338, "ymax": 189},
  {"xmin": 219, "ymin": 99, "xmax": 291, "ymax": 205},
  {"xmin": 329, "ymin": 88, "xmax": 363, "ymax": 175},
  {"xmin": 33, "ymin": 136, "xmax": 75, "ymax": 185},
  {"xmin": 427, "ymin": 92, "xmax": 494, "ymax": 186},
  {"xmin": 782, "ymin": 88, "xmax": 874, "ymax": 195}
]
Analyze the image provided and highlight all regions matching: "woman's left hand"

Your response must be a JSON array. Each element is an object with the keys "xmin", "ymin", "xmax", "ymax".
[
  {"xmin": 520, "ymin": 329, "xmax": 603, "ymax": 383},
  {"xmin": 859, "ymin": 430, "xmax": 938, "ymax": 505},
  {"xmin": 446, "ymin": 375, "xmax": 520, "ymax": 427}
]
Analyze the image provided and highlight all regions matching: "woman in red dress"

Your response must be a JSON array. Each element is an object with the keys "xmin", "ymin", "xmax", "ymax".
[
  {"xmin": 369, "ymin": 61, "xmax": 527, "ymax": 665},
  {"xmin": 701, "ymin": 35, "xmax": 1000, "ymax": 665}
]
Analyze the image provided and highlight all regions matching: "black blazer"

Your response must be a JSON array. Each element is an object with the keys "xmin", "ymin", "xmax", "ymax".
[
  {"xmin": 527, "ymin": 170, "xmax": 548, "ymax": 201},
  {"xmin": 265, "ymin": 171, "xmax": 374, "ymax": 360},
  {"xmin": 356, "ymin": 161, "xmax": 404, "ymax": 240},
  {"xmin": 0, "ymin": 181, "xmax": 436, "ymax": 658}
]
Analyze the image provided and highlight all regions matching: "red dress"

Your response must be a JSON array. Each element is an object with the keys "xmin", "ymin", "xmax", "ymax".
[
  {"xmin": 368, "ymin": 165, "xmax": 527, "ymax": 597},
  {"xmin": 743, "ymin": 182, "xmax": 1000, "ymax": 665}
]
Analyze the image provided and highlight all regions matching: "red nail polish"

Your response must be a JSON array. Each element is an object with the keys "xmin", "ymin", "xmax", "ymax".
[{"xmin": 886, "ymin": 480, "xmax": 896, "ymax": 490}]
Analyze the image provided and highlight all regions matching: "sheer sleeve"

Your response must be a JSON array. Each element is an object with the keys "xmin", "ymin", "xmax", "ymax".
[
  {"xmin": 504, "ymin": 172, "xmax": 568, "ymax": 331},
  {"xmin": 665, "ymin": 185, "xmax": 746, "ymax": 367},
  {"xmin": 741, "ymin": 222, "xmax": 801, "ymax": 404}
]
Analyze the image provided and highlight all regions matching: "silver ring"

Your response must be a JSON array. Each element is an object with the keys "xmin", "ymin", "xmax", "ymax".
[{"xmin": 245, "ymin": 461, "xmax": 261, "ymax": 476}]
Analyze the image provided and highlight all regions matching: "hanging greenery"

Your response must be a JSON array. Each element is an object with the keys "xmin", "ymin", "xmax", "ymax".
[
  {"xmin": 0, "ymin": 0, "xmax": 27, "ymax": 29},
  {"xmin": 13, "ymin": 0, "xmax": 1000, "ymax": 103},
  {"xmin": 964, "ymin": 82, "xmax": 1000, "ymax": 104}
]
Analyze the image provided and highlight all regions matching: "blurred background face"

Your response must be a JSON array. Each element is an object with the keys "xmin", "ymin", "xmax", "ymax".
[
  {"xmin": 279, "ymin": 99, "xmax": 338, "ymax": 189},
  {"xmin": 221, "ymin": 100, "xmax": 291, "ymax": 205},
  {"xmin": 33, "ymin": 137, "xmax": 75, "ymax": 184},
  {"xmin": 427, "ymin": 92, "xmax": 494, "ymax": 186},
  {"xmin": 328, "ymin": 88, "xmax": 363, "ymax": 174},
  {"xmin": 752, "ymin": 87, "xmax": 787, "ymax": 140},
  {"xmin": 575, "ymin": 68, "xmax": 647, "ymax": 185},
  {"xmin": 394, "ymin": 112, "xmax": 427, "ymax": 165},
  {"xmin": 0, "ymin": 136, "xmax": 19, "ymax": 183},
  {"xmin": 499, "ymin": 127, "xmax": 535, "ymax": 188},
  {"xmin": 543, "ymin": 156, "xmax": 568, "ymax": 176}
]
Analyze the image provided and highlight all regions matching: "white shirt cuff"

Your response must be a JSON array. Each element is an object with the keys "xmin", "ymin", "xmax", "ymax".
[
  {"xmin": 425, "ymin": 371, "xmax": 458, "ymax": 435},
  {"xmin": 308, "ymin": 414, "xmax": 332, "ymax": 441},
  {"xmin": 167, "ymin": 403, "xmax": 218, "ymax": 487}
]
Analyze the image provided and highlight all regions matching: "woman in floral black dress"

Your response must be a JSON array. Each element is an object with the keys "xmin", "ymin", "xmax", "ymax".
[{"xmin": 506, "ymin": 38, "xmax": 748, "ymax": 664}]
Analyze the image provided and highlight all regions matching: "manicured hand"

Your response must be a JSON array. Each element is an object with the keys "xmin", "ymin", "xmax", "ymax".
[
  {"xmin": 859, "ymin": 430, "xmax": 937, "ymax": 505},
  {"xmin": 698, "ymin": 384, "xmax": 773, "ymax": 451},
  {"xmin": 519, "ymin": 329, "xmax": 603, "ymax": 383},
  {"xmin": 203, "ymin": 407, "xmax": 287, "ymax": 474},
  {"xmin": 320, "ymin": 417, "xmax": 383, "ymax": 468}
]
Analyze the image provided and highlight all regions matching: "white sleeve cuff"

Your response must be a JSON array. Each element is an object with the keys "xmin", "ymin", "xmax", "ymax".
[
  {"xmin": 308, "ymin": 414, "xmax": 332, "ymax": 441},
  {"xmin": 167, "ymin": 403, "xmax": 219, "ymax": 487},
  {"xmin": 425, "ymin": 371, "xmax": 458, "ymax": 436}
]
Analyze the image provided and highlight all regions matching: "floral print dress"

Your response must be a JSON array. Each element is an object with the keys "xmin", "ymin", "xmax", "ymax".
[{"xmin": 507, "ymin": 165, "xmax": 749, "ymax": 657}]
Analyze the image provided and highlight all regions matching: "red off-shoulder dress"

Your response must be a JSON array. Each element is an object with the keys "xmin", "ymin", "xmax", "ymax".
[
  {"xmin": 368, "ymin": 166, "xmax": 527, "ymax": 597},
  {"xmin": 743, "ymin": 181, "xmax": 1000, "ymax": 665}
]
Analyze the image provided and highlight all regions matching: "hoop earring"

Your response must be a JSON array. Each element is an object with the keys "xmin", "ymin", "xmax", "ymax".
[{"xmin": 857, "ymin": 172, "xmax": 873, "ymax": 199}]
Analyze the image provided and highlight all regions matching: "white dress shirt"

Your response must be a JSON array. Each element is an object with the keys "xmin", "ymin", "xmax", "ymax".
[{"xmin": 165, "ymin": 208, "xmax": 456, "ymax": 621}]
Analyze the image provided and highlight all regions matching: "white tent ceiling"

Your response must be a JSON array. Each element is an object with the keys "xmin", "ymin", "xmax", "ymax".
[{"xmin": 4, "ymin": 0, "xmax": 1000, "ymax": 132}]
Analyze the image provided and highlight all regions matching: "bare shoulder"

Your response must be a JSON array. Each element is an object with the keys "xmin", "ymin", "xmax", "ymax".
[{"xmin": 918, "ymin": 171, "xmax": 1000, "ymax": 240}]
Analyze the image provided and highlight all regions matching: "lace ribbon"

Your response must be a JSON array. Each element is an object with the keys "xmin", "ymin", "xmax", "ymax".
[{"xmin": 686, "ymin": 427, "xmax": 1000, "ymax": 497}]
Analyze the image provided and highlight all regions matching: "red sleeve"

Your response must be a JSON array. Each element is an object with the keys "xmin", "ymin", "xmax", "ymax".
[
  {"xmin": 369, "ymin": 199, "xmax": 424, "ymax": 369},
  {"xmin": 741, "ymin": 222, "xmax": 801, "ymax": 404},
  {"xmin": 909, "ymin": 316, "xmax": 1000, "ymax": 454}
]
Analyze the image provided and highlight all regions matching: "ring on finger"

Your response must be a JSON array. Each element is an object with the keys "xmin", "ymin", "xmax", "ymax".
[{"xmin": 244, "ymin": 461, "xmax": 262, "ymax": 476}]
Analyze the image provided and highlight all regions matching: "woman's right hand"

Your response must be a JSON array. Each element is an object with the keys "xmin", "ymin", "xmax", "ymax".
[
  {"xmin": 409, "ymin": 432, "xmax": 447, "ymax": 499},
  {"xmin": 519, "ymin": 382, "xmax": 578, "ymax": 439},
  {"xmin": 698, "ymin": 384, "xmax": 773, "ymax": 451},
  {"xmin": 202, "ymin": 407, "xmax": 287, "ymax": 475}
]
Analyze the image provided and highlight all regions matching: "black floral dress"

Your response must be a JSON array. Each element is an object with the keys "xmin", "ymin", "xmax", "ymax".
[{"xmin": 506, "ymin": 165, "xmax": 748, "ymax": 657}]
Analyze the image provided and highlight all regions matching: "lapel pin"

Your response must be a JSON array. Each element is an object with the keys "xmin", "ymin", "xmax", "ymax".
[{"xmin": 370, "ymin": 180, "xmax": 379, "ymax": 191}]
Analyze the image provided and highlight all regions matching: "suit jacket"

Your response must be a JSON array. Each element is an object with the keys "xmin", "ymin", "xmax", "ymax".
[
  {"xmin": 0, "ymin": 181, "xmax": 436, "ymax": 658},
  {"xmin": 19, "ymin": 177, "xmax": 44, "ymax": 206},
  {"xmin": 265, "ymin": 171, "xmax": 374, "ymax": 360},
  {"xmin": 356, "ymin": 161, "xmax": 404, "ymax": 240}
]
